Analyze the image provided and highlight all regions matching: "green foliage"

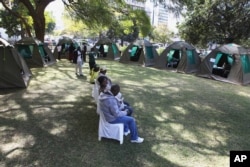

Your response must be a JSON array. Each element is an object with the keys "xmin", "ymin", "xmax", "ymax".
[
  {"xmin": 178, "ymin": 0, "xmax": 250, "ymax": 46},
  {"xmin": 0, "ymin": 2, "xmax": 32, "ymax": 37},
  {"xmin": 66, "ymin": 0, "xmax": 124, "ymax": 28},
  {"xmin": 0, "ymin": 0, "xmax": 192, "ymax": 42},
  {"xmin": 66, "ymin": 1, "xmax": 151, "ymax": 41},
  {"xmin": 151, "ymin": 24, "xmax": 173, "ymax": 43},
  {"xmin": 45, "ymin": 12, "xmax": 56, "ymax": 34},
  {"xmin": 61, "ymin": 13, "xmax": 100, "ymax": 38}
]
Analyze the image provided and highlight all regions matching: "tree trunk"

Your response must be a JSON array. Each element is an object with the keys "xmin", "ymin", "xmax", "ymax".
[
  {"xmin": 20, "ymin": 0, "xmax": 54, "ymax": 42},
  {"xmin": 33, "ymin": 14, "xmax": 46, "ymax": 42}
]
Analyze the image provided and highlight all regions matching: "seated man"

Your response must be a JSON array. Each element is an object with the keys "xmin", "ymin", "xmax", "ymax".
[{"xmin": 99, "ymin": 84, "xmax": 144, "ymax": 143}]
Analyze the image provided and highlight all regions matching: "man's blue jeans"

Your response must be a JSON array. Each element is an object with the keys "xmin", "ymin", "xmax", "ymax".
[{"xmin": 109, "ymin": 116, "xmax": 138, "ymax": 140}]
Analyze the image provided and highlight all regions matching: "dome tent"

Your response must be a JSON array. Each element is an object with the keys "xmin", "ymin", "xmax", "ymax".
[
  {"xmin": 120, "ymin": 39, "xmax": 158, "ymax": 66},
  {"xmin": 196, "ymin": 43, "xmax": 250, "ymax": 85},
  {"xmin": 93, "ymin": 37, "xmax": 121, "ymax": 60},
  {"xmin": 15, "ymin": 37, "xmax": 56, "ymax": 68},
  {"xmin": 154, "ymin": 41, "xmax": 201, "ymax": 73},
  {"xmin": 0, "ymin": 38, "xmax": 32, "ymax": 88},
  {"xmin": 53, "ymin": 36, "xmax": 78, "ymax": 60}
]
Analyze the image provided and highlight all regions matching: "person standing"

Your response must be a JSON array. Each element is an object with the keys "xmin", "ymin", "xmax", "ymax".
[
  {"xmin": 73, "ymin": 46, "xmax": 84, "ymax": 76},
  {"xmin": 82, "ymin": 43, "xmax": 87, "ymax": 62},
  {"xmin": 68, "ymin": 43, "xmax": 75, "ymax": 62},
  {"xmin": 88, "ymin": 48, "xmax": 96, "ymax": 72},
  {"xmin": 57, "ymin": 45, "xmax": 62, "ymax": 60}
]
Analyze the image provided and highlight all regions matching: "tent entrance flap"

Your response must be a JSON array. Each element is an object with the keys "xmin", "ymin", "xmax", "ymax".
[
  {"xmin": 130, "ymin": 46, "xmax": 141, "ymax": 62},
  {"xmin": 212, "ymin": 53, "xmax": 233, "ymax": 78},
  {"xmin": 112, "ymin": 44, "xmax": 118, "ymax": 55},
  {"xmin": 241, "ymin": 55, "xmax": 250, "ymax": 73},
  {"xmin": 187, "ymin": 50, "xmax": 195, "ymax": 64},
  {"xmin": 145, "ymin": 46, "xmax": 154, "ymax": 59},
  {"xmin": 18, "ymin": 45, "xmax": 33, "ymax": 59},
  {"xmin": 167, "ymin": 50, "xmax": 180, "ymax": 68},
  {"xmin": 38, "ymin": 45, "xmax": 47, "ymax": 60}
]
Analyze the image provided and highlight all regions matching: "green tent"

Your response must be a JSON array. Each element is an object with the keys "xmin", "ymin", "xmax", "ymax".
[
  {"xmin": 53, "ymin": 36, "xmax": 77, "ymax": 60},
  {"xmin": 120, "ymin": 39, "xmax": 158, "ymax": 66},
  {"xmin": 0, "ymin": 38, "xmax": 32, "ymax": 88},
  {"xmin": 154, "ymin": 41, "xmax": 201, "ymax": 73},
  {"xmin": 15, "ymin": 37, "xmax": 56, "ymax": 68},
  {"xmin": 196, "ymin": 43, "xmax": 250, "ymax": 85},
  {"xmin": 93, "ymin": 37, "xmax": 121, "ymax": 60}
]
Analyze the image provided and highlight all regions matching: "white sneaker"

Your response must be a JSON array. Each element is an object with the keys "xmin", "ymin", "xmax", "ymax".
[
  {"xmin": 131, "ymin": 137, "xmax": 144, "ymax": 143},
  {"xmin": 124, "ymin": 130, "xmax": 130, "ymax": 136}
]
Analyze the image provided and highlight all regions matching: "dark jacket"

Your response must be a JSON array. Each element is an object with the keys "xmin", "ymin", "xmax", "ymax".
[{"xmin": 73, "ymin": 49, "xmax": 83, "ymax": 64}]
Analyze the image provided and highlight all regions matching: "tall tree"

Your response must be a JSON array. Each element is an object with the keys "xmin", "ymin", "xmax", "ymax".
[
  {"xmin": 106, "ymin": 9, "xmax": 151, "ymax": 43},
  {"xmin": 0, "ymin": 0, "xmax": 187, "ymax": 42},
  {"xmin": 0, "ymin": 0, "xmax": 54, "ymax": 41},
  {"xmin": 150, "ymin": 24, "xmax": 173, "ymax": 43},
  {"xmin": 178, "ymin": 0, "xmax": 250, "ymax": 46}
]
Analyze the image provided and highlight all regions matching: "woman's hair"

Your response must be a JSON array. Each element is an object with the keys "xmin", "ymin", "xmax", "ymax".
[
  {"xmin": 97, "ymin": 76, "xmax": 108, "ymax": 85},
  {"xmin": 97, "ymin": 76, "xmax": 108, "ymax": 93}
]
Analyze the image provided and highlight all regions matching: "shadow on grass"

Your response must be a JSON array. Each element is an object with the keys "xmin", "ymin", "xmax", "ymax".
[
  {"xmin": 107, "ymin": 60, "xmax": 250, "ymax": 166},
  {"xmin": 0, "ymin": 60, "xmax": 185, "ymax": 167},
  {"xmin": 1, "ymin": 59, "xmax": 250, "ymax": 166}
]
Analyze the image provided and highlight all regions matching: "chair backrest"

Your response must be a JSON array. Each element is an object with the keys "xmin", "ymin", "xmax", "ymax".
[
  {"xmin": 98, "ymin": 105, "xmax": 124, "ymax": 144},
  {"xmin": 92, "ymin": 80, "xmax": 99, "ymax": 103}
]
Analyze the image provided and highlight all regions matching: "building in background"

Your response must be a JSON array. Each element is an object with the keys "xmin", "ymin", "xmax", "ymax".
[{"xmin": 125, "ymin": 0, "xmax": 173, "ymax": 29}]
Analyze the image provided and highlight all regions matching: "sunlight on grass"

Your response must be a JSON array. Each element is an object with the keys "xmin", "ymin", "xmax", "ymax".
[
  {"xmin": 152, "ymin": 143, "xmax": 229, "ymax": 167},
  {"xmin": 0, "ymin": 133, "xmax": 35, "ymax": 154},
  {"xmin": 1, "ymin": 59, "xmax": 250, "ymax": 167},
  {"xmin": 173, "ymin": 106, "xmax": 187, "ymax": 114},
  {"xmin": 6, "ymin": 149, "xmax": 29, "ymax": 160},
  {"xmin": 14, "ymin": 112, "xmax": 28, "ymax": 121},
  {"xmin": 237, "ymin": 91, "xmax": 250, "ymax": 98},
  {"xmin": 49, "ymin": 122, "xmax": 67, "ymax": 136},
  {"xmin": 64, "ymin": 94, "xmax": 79, "ymax": 102},
  {"xmin": 154, "ymin": 112, "xmax": 171, "ymax": 121}
]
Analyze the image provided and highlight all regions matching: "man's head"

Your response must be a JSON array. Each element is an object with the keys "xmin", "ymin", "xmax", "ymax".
[{"xmin": 111, "ymin": 84, "xmax": 120, "ymax": 96}]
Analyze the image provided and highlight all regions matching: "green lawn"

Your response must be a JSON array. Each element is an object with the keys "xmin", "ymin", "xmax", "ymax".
[{"xmin": 0, "ymin": 59, "xmax": 250, "ymax": 167}]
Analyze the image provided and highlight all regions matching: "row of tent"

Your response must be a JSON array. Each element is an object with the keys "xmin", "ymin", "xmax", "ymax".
[
  {"xmin": 52, "ymin": 36, "xmax": 121, "ymax": 61},
  {"xmin": 101, "ymin": 39, "xmax": 250, "ymax": 86},
  {"xmin": 0, "ymin": 37, "xmax": 57, "ymax": 88},
  {"xmin": 0, "ymin": 36, "xmax": 121, "ymax": 89},
  {"xmin": 0, "ymin": 38, "xmax": 32, "ymax": 88},
  {"xmin": 1, "ymin": 36, "xmax": 250, "ymax": 88}
]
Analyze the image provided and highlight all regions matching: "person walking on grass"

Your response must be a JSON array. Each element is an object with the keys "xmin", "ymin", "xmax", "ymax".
[
  {"xmin": 73, "ymin": 46, "xmax": 84, "ymax": 76},
  {"xmin": 88, "ymin": 47, "xmax": 96, "ymax": 73},
  {"xmin": 98, "ymin": 83, "xmax": 144, "ymax": 143}
]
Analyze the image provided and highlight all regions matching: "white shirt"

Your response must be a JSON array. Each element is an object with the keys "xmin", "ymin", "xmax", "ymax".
[{"xmin": 77, "ymin": 51, "xmax": 82, "ymax": 62}]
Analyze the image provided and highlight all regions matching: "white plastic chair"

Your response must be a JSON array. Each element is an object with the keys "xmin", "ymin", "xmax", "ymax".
[
  {"xmin": 92, "ymin": 79, "xmax": 100, "ymax": 104},
  {"xmin": 97, "ymin": 104, "xmax": 124, "ymax": 144}
]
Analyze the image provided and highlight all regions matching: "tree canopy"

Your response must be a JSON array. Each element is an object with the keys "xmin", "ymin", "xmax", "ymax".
[
  {"xmin": 0, "ymin": 0, "xmax": 194, "ymax": 42},
  {"xmin": 178, "ymin": 0, "xmax": 250, "ymax": 47}
]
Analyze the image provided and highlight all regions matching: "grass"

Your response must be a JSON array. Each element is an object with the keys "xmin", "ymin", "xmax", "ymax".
[{"xmin": 1, "ymin": 59, "xmax": 250, "ymax": 167}]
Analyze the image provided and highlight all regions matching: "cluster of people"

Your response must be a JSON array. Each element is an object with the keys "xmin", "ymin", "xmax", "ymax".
[
  {"xmin": 72, "ymin": 45, "xmax": 96, "ymax": 77},
  {"xmin": 59, "ymin": 42, "xmax": 144, "ymax": 143},
  {"xmin": 73, "ymin": 46, "xmax": 85, "ymax": 76},
  {"xmin": 94, "ymin": 67, "xmax": 144, "ymax": 143}
]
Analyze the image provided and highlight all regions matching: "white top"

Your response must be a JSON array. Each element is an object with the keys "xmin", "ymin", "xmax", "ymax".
[{"xmin": 77, "ymin": 51, "xmax": 82, "ymax": 62}]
